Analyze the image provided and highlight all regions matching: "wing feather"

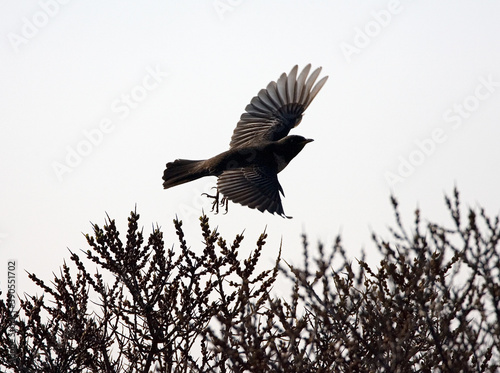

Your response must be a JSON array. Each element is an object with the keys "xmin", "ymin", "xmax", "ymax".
[
  {"xmin": 229, "ymin": 65, "xmax": 328, "ymax": 148},
  {"xmin": 217, "ymin": 167, "xmax": 287, "ymax": 217}
]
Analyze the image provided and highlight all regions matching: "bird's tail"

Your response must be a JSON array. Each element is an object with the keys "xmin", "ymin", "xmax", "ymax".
[{"xmin": 162, "ymin": 159, "xmax": 209, "ymax": 189}]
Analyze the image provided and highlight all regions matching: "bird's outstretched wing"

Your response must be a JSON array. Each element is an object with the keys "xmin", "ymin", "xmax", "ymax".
[
  {"xmin": 217, "ymin": 166, "xmax": 290, "ymax": 218},
  {"xmin": 229, "ymin": 64, "xmax": 328, "ymax": 149}
]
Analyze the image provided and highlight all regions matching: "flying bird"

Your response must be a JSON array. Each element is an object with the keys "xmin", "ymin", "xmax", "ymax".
[{"xmin": 162, "ymin": 64, "xmax": 328, "ymax": 218}]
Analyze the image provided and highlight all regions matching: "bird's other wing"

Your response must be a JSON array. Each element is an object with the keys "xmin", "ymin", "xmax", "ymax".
[
  {"xmin": 229, "ymin": 64, "xmax": 328, "ymax": 149},
  {"xmin": 217, "ymin": 166, "xmax": 290, "ymax": 218}
]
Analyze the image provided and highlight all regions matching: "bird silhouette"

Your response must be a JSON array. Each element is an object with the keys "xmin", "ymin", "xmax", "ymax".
[{"xmin": 162, "ymin": 64, "xmax": 328, "ymax": 218}]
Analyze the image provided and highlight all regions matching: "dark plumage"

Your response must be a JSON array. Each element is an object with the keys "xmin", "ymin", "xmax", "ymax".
[{"xmin": 162, "ymin": 64, "xmax": 328, "ymax": 217}]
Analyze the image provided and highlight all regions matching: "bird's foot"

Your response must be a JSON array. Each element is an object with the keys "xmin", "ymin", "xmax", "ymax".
[{"xmin": 201, "ymin": 188, "xmax": 229, "ymax": 214}]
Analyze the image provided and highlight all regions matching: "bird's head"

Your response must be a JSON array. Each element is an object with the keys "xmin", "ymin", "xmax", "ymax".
[
  {"xmin": 280, "ymin": 135, "xmax": 314, "ymax": 150},
  {"xmin": 274, "ymin": 135, "xmax": 314, "ymax": 167}
]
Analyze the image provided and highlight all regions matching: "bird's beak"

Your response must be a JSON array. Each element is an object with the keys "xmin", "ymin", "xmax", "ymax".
[{"xmin": 304, "ymin": 138, "xmax": 314, "ymax": 144}]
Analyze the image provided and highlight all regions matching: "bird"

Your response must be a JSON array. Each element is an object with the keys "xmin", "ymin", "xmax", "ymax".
[{"xmin": 162, "ymin": 64, "xmax": 328, "ymax": 218}]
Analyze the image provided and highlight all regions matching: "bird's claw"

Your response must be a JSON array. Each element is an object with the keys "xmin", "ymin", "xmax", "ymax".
[{"xmin": 201, "ymin": 188, "xmax": 229, "ymax": 214}]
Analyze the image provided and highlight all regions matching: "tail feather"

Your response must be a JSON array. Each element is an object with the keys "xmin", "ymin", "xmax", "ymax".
[{"xmin": 162, "ymin": 159, "xmax": 208, "ymax": 189}]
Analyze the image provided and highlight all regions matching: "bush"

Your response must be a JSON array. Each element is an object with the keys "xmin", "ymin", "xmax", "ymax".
[{"xmin": 1, "ymin": 188, "xmax": 499, "ymax": 372}]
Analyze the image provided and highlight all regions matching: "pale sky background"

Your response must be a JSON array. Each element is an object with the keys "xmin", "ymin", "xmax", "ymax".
[{"xmin": 1, "ymin": 1, "xmax": 500, "ymax": 299}]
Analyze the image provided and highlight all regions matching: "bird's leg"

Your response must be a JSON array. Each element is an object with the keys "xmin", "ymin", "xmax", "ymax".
[
  {"xmin": 221, "ymin": 195, "xmax": 229, "ymax": 214},
  {"xmin": 201, "ymin": 187, "xmax": 229, "ymax": 214},
  {"xmin": 201, "ymin": 188, "xmax": 220, "ymax": 213}
]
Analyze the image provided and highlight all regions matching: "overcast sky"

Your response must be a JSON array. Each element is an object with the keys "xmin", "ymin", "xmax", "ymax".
[{"xmin": 1, "ymin": 1, "xmax": 500, "ymax": 298}]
